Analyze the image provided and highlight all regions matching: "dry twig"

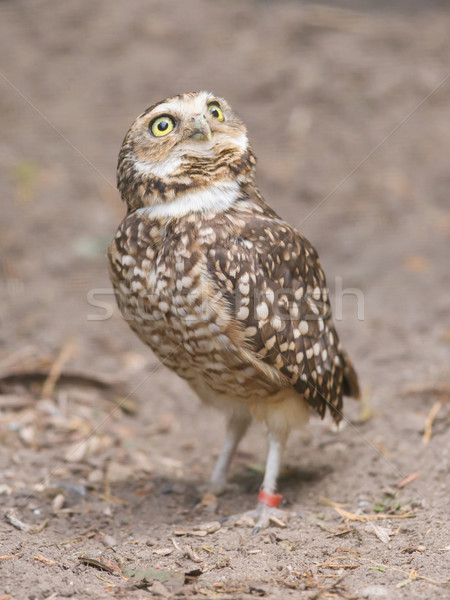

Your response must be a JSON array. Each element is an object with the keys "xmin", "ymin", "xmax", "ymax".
[
  {"xmin": 4, "ymin": 509, "xmax": 49, "ymax": 534},
  {"xmin": 422, "ymin": 401, "xmax": 443, "ymax": 444},
  {"xmin": 334, "ymin": 506, "xmax": 414, "ymax": 522},
  {"xmin": 34, "ymin": 555, "xmax": 57, "ymax": 566},
  {"xmin": 41, "ymin": 338, "xmax": 76, "ymax": 398},
  {"xmin": 397, "ymin": 472, "xmax": 420, "ymax": 488}
]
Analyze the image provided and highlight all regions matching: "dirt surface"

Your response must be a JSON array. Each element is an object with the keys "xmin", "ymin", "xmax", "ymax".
[{"xmin": 1, "ymin": 1, "xmax": 449, "ymax": 598}]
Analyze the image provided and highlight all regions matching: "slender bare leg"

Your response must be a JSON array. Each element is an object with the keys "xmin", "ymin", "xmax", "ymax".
[
  {"xmin": 209, "ymin": 411, "xmax": 252, "ymax": 493},
  {"xmin": 252, "ymin": 429, "xmax": 288, "ymax": 533},
  {"xmin": 261, "ymin": 431, "xmax": 285, "ymax": 494}
]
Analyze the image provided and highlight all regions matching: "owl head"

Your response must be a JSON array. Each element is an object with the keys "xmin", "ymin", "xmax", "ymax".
[{"xmin": 117, "ymin": 91, "xmax": 256, "ymax": 212}]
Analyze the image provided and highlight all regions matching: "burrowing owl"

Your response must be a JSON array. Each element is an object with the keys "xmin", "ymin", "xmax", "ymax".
[{"xmin": 108, "ymin": 91, "xmax": 360, "ymax": 529}]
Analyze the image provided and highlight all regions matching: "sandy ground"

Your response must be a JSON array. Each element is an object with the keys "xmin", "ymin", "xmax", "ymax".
[{"xmin": 0, "ymin": 0, "xmax": 449, "ymax": 598}]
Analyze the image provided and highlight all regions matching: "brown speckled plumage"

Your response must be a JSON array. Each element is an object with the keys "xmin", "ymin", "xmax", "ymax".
[{"xmin": 108, "ymin": 91, "xmax": 359, "ymax": 528}]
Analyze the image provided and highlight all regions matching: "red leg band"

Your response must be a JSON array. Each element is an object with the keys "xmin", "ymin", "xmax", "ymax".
[{"xmin": 258, "ymin": 489, "xmax": 283, "ymax": 508}]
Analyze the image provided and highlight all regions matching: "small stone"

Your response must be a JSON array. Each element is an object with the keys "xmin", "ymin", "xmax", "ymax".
[
  {"xmin": 150, "ymin": 581, "xmax": 170, "ymax": 597},
  {"xmin": 19, "ymin": 425, "xmax": 35, "ymax": 446},
  {"xmin": 154, "ymin": 547, "xmax": 173, "ymax": 556},
  {"xmin": 102, "ymin": 534, "xmax": 118, "ymax": 548},
  {"xmin": 88, "ymin": 469, "xmax": 104, "ymax": 484},
  {"xmin": 361, "ymin": 585, "xmax": 389, "ymax": 598},
  {"xmin": 52, "ymin": 493, "xmax": 65, "ymax": 511},
  {"xmin": 107, "ymin": 462, "xmax": 134, "ymax": 483}
]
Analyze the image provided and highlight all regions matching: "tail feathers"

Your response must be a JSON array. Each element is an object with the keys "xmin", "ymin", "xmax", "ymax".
[{"xmin": 341, "ymin": 350, "xmax": 361, "ymax": 400}]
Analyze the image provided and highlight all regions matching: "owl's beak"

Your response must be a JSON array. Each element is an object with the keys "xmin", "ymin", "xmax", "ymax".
[{"xmin": 190, "ymin": 115, "xmax": 212, "ymax": 142}]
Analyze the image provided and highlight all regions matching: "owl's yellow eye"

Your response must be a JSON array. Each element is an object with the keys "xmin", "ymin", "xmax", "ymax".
[
  {"xmin": 150, "ymin": 116, "xmax": 175, "ymax": 137},
  {"xmin": 208, "ymin": 103, "xmax": 224, "ymax": 122}
]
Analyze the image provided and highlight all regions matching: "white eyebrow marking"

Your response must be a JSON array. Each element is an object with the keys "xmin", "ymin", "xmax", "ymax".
[{"xmin": 151, "ymin": 91, "xmax": 215, "ymax": 121}]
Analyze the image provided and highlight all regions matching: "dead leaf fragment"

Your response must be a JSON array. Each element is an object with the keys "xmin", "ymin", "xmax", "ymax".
[
  {"xmin": 191, "ymin": 530, "xmax": 208, "ymax": 537},
  {"xmin": 194, "ymin": 521, "xmax": 221, "ymax": 534},
  {"xmin": 367, "ymin": 522, "xmax": 391, "ymax": 543},
  {"xmin": 184, "ymin": 545, "xmax": 202, "ymax": 563},
  {"xmin": 269, "ymin": 515, "xmax": 287, "ymax": 528},
  {"xmin": 65, "ymin": 435, "xmax": 112, "ymax": 462},
  {"xmin": 171, "ymin": 537, "xmax": 182, "ymax": 551},
  {"xmin": 174, "ymin": 521, "xmax": 221, "ymax": 537}
]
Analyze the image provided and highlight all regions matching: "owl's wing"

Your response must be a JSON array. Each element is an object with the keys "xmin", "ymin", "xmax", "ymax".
[{"xmin": 207, "ymin": 211, "xmax": 359, "ymax": 422}]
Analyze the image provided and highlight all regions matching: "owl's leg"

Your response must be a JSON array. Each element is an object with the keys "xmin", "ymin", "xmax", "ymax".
[
  {"xmin": 225, "ymin": 428, "xmax": 288, "ymax": 531},
  {"xmin": 209, "ymin": 411, "xmax": 252, "ymax": 494},
  {"xmin": 252, "ymin": 429, "xmax": 287, "ymax": 533}
]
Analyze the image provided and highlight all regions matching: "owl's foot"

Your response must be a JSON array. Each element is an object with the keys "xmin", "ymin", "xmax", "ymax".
[
  {"xmin": 252, "ymin": 503, "xmax": 288, "ymax": 534},
  {"xmin": 226, "ymin": 496, "xmax": 289, "ymax": 533}
]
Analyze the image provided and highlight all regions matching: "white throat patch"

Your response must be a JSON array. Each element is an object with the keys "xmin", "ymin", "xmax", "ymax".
[
  {"xmin": 140, "ymin": 181, "xmax": 240, "ymax": 219},
  {"xmin": 134, "ymin": 155, "xmax": 182, "ymax": 179}
]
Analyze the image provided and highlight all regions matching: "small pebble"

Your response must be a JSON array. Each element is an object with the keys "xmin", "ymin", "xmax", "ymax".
[
  {"xmin": 361, "ymin": 585, "xmax": 389, "ymax": 598},
  {"xmin": 52, "ymin": 493, "xmax": 65, "ymax": 511},
  {"xmin": 102, "ymin": 534, "xmax": 117, "ymax": 548}
]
